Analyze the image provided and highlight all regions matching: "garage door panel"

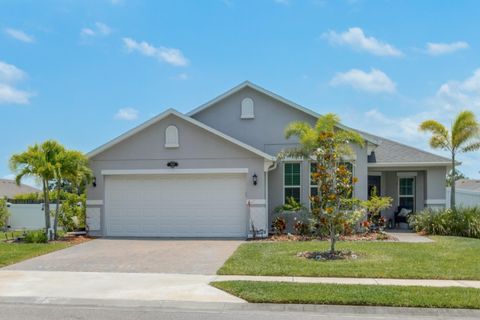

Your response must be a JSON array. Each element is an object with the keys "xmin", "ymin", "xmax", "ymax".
[{"xmin": 105, "ymin": 173, "xmax": 247, "ymax": 237}]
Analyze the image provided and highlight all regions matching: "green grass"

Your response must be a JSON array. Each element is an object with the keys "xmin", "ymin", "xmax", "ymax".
[
  {"xmin": 0, "ymin": 230, "xmax": 26, "ymax": 242},
  {"xmin": 218, "ymin": 236, "xmax": 480, "ymax": 280},
  {"xmin": 0, "ymin": 242, "xmax": 70, "ymax": 267},
  {"xmin": 212, "ymin": 281, "xmax": 480, "ymax": 309}
]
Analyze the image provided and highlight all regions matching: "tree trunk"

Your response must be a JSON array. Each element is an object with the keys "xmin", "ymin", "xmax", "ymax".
[
  {"xmin": 53, "ymin": 181, "xmax": 61, "ymax": 240},
  {"xmin": 450, "ymin": 154, "xmax": 456, "ymax": 210},
  {"xmin": 329, "ymin": 219, "xmax": 336, "ymax": 254},
  {"xmin": 42, "ymin": 179, "xmax": 51, "ymax": 239}
]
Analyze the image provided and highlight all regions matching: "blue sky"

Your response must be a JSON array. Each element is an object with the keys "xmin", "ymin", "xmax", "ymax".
[{"xmin": 1, "ymin": 0, "xmax": 480, "ymax": 186}]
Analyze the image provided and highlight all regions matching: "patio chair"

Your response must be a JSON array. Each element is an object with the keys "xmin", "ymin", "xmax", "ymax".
[{"xmin": 394, "ymin": 206, "xmax": 412, "ymax": 227}]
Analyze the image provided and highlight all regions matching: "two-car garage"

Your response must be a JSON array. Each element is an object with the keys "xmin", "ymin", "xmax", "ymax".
[
  {"xmin": 86, "ymin": 109, "xmax": 273, "ymax": 239},
  {"xmin": 104, "ymin": 171, "xmax": 248, "ymax": 238}
]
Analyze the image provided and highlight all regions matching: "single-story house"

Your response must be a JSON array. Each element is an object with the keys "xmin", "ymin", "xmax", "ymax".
[
  {"xmin": 0, "ymin": 179, "xmax": 40, "ymax": 199},
  {"xmin": 446, "ymin": 179, "xmax": 480, "ymax": 207},
  {"xmin": 86, "ymin": 81, "xmax": 451, "ymax": 238}
]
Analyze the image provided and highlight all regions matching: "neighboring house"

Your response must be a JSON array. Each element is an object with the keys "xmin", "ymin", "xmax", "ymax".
[
  {"xmin": 86, "ymin": 81, "xmax": 451, "ymax": 238},
  {"xmin": 0, "ymin": 179, "xmax": 40, "ymax": 199},
  {"xmin": 446, "ymin": 179, "xmax": 480, "ymax": 207}
]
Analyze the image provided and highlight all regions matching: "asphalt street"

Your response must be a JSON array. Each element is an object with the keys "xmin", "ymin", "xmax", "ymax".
[{"xmin": 0, "ymin": 301, "xmax": 477, "ymax": 320}]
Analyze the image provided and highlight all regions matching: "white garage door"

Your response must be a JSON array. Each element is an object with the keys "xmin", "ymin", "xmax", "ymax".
[{"xmin": 104, "ymin": 173, "xmax": 247, "ymax": 237}]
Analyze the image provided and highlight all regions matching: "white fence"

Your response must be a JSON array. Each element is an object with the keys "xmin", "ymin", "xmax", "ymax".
[
  {"xmin": 6, "ymin": 203, "xmax": 57, "ymax": 230},
  {"xmin": 446, "ymin": 187, "xmax": 480, "ymax": 208}
]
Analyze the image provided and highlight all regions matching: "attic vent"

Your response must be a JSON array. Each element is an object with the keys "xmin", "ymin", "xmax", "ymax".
[
  {"xmin": 241, "ymin": 97, "xmax": 254, "ymax": 119},
  {"xmin": 165, "ymin": 125, "xmax": 179, "ymax": 148}
]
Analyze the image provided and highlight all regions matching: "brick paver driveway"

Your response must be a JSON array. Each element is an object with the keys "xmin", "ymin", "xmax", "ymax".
[{"xmin": 3, "ymin": 239, "xmax": 243, "ymax": 275}]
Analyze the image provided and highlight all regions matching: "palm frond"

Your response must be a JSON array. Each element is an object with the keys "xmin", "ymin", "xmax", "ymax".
[
  {"xmin": 461, "ymin": 141, "xmax": 480, "ymax": 153},
  {"xmin": 285, "ymin": 121, "xmax": 313, "ymax": 139},
  {"xmin": 451, "ymin": 111, "xmax": 480, "ymax": 148},
  {"xmin": 315, "ymin": 113, "xmax": 339, "ymax": 133}
]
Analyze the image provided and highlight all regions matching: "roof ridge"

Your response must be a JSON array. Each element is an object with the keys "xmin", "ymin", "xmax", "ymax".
[{"xmin": 187, "ymin": 80, "xmax": 379, "ymax": 145}]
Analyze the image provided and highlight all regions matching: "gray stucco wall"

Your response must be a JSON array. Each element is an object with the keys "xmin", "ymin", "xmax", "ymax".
[
  {"xmin": 192, "ymin": 87, "xmax": 369, "ymax": 225},
  {"xmin": 426, "ymin": 167, "xmax": 447, "ymax": 200},
  {"xmin": 87, "ymin": 114, "xmax": 266, "ymax": 236}
]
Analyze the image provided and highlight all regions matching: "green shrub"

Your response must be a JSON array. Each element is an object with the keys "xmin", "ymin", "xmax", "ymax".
[
  {"xmin": 0, "ymin": 199, "xmax": 10, "ymax": 229},
  {"xmin": 410, "ymin": 207, "xmax": 480, "ymax": 239},
  {"xmin": 24, "ymin": 230, "xmax": 48, "ymax": 243},
  {"xmin": 272, "ymin": 217, "xmax": 286, "ymax": 235},
  {"xmin": 58, "ymin": 193, "xmax": 86, "ymax": 231}
]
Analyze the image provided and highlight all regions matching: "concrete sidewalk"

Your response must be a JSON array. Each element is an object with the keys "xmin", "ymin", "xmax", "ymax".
[
  {"xmin": 0, "ymin": 270, "xmax": 478, "ymax": 306},
  {"xmin": 0, "ymin": 270, "xmax": 244, "ymax": 303},
  {"xmin": 215, "ymin": 275, "xmax": 480, "ymax": 288}
]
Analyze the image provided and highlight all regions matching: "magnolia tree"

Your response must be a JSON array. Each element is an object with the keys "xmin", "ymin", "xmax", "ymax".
[{"xmin": 281, "ymin": 114, "xmax": 364, "ymax": 254}]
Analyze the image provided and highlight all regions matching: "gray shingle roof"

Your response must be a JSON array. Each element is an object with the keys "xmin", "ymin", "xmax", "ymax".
[
  {"xmin": 363, "ymin": 133, "xmax": 451, "ymax": 164},
  {"xmin": 456, "ymin": 179, "xmax": 480, "ymax": 192},
  {"xmin": 0, "ymin": 179, "xmax": 41, "ymax": 199}
]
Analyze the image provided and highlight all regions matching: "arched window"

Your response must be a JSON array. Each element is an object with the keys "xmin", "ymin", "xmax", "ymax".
[
  {"xmin": 165, "ymin": 125, "xmax": 179, "ymax": 148},
  {"xmin": 241, "ymin": 97, "xmax": 254, "ymax": 119}
]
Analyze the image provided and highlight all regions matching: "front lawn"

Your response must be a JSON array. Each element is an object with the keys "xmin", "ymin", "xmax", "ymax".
[
  {"xmin": 212, "ymin": 281, "xmax": 480, "ymax": 309},
  {"xmin": 218, "ymin": 236, "xmax": 480, "ymax": 280},
  {"xmin": 0, "ymin": 242, "xmax": 71, "ymax": 268}
]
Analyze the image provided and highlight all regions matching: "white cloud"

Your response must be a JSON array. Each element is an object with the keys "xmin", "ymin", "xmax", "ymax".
[
  {"xmin": 80, "ymin": 22, "xmax": 112, "ymax": 37},
  {"xmin": 0, "ymin": 84, "xmax": 31, "ymax": 104},
  {"xmin": 322, "ymin": 27, "xmax": 403, "ymax": 57},
  {"xmin": 123, "ymin": 38, "xmax": 189, "ymax": 67},
  {"xmin": 363, "ymin": 109, "xmax": 427, "ymax": 141},
  {"xmin": 330, "ymin": 68, "xmax": 396, "ymax": 93},
  {"xmin": 0, "ymin": 61, "xmax": 26, "ymax": 83},
  {"xmin": 95, "ymin": 22, "xmax": 112, "ymax": 35},
  {"xmin": 80, "ymin": 28, "xmax": 95, "ymax": 37},
  {"xmin": 114, "ymin": 107, "xmax": 139, "ymax": 120},
  {"xmin": 425, "ymin": 41, "xmax": 469, "ymax": 56},
  {"xmin": 0, "ymin": 61, "xmax": 31, "ymax": 105},
  {"xmin": 433, "ymin": 68, "xmax": 480, "ymax": 112},
  {"xmin": 173, "ymin": 73, "xmax": 189, "ymax": 80},
  {"xmin": 4, "ymin": 28, "xmax": 34, "ymax": 43}
]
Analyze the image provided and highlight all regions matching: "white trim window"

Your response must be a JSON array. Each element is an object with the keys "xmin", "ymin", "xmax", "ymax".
[
  {"xmin": 284, "ymin": 162, "xmax": 301, "ymax": 203},
  {"xmin": 398, "ymin": 177, "xmax": 415, "ymax": 210},
  {"xmin": 241, "ymin": 97, "xmax": 255, "ymax": 119},
  {"xmin": 310, "ymin": 162, "xmax": 319, "ymax": 199},
  {"xmin": 165, "ymin": 125, "xmax": 179, "ymax": 148}
]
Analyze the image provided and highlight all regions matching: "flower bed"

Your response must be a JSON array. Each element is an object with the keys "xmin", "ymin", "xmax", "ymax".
[{"xmin": 256, "ymin": 231, "xmax": 397, "ymax": 242}]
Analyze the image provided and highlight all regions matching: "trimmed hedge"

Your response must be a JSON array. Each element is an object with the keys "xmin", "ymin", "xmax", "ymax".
[{"xmin": 409, "ymin": 207, "xmax": 480, "ymax": 239}]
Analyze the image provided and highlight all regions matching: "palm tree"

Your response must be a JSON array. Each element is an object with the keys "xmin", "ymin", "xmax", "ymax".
[
  {"xmin": 52, "ymin": 150, "xmax": 92, "ymax": 239},
  {"xmin": 420, "ymin": 110, "xmax": 480, "ymax": 209},
  {"xmin": 282, "ymin": 113, "xmax": 364, "ymax": 254},
  {"xmin": 9, "ymin": 140, "xmax": 64, "ymax": 237}
]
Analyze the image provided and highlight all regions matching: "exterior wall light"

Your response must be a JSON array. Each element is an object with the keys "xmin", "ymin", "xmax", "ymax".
[
  {"xmin": 167, "ymin": 161, "xmax": 179, "ymax": 168},
  {"xmin": 92, "ymin": 176, "xmax": 97, "ymax": 187},
  {"xmin": 252, "ymin": 173, "xmax": 258, "ymax": 186}
]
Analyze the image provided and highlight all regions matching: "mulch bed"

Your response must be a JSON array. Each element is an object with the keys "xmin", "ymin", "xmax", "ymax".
[
  {"xmin": 4, "ymin": 234, "xmax": 93, "ymax": 245},
  {"xmin": 297, "ymin": 250, "xmax": 358, "ymax": 261},
  {"xmin": 255, "ymin": 232, "xmax": 397, "ymax": 242},
  {"xmin": 56, "ymin": 234, "xmax": 92, "ymax": 245}
]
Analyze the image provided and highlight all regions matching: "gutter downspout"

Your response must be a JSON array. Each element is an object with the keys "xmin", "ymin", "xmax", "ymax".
[{"xmin": 265, "ymin": 160, "xmax": 277, "ymax": 236}]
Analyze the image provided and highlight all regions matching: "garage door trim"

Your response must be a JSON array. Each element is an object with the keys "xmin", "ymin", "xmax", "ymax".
[
  {"xmin": 104, "ymin": 172, "xmax": 248, "ymax": 238},
  {"xmin": 102, "ymin": 168, "xmax": 249, "ymax": 175}
]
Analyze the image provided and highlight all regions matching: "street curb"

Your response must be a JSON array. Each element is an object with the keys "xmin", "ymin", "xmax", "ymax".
[{"xmin": 0, "ymin": 296, "xmax": 478, "ymax": 318}]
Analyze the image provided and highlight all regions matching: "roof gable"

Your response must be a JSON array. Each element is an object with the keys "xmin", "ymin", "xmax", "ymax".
[
  {"xmin": 87, "ymin": 108, "xmax": 275, "ymax": 161},
  {"xmin": 187, "ymin": 81, "xmax": 379, "ymax": 145}
]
